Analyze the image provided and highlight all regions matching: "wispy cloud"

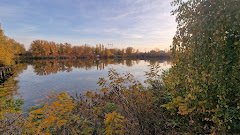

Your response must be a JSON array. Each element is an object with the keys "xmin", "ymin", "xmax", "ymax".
[
  {"xmin": 0, "ymin": 5, "xmax": 24, "ymax": 20},
  {"xmin": 1, "ymin": 0, "xmax": 176, "ymax": 50}
]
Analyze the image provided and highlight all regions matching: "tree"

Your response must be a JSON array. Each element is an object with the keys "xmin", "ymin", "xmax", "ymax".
[
  {"xmin": 125, "ymin": 47, "xmax": 134, "ymax": 56},
  {"xmin": 0, "ymin": 26, "xmax": 25, "ymax": 66},
  {"xmin": 104, "ymin": 49, "xmax": 113, "ymax": 58},
  {"xmin": 63, "ymin": 43, "xmax": 72, "ymax": 56},
  {"xmin": 163, "ymin": 0, "xmax": 240, "ymax": 133}
]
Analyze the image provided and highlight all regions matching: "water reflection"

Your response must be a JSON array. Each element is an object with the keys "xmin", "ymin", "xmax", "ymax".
[
  {"xmin": 0, "ymin": 63, "xmax": 27, "ymax": 99},
  {"xmin": 11, "ymin": 59, "xmax": 171, "ymax": 111},
  {"xmin": 24, "ymin": 59, "xmax": 170, "ymax": 76}
]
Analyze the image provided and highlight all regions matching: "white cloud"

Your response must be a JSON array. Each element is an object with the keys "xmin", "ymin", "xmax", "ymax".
[{"xmin": 1, "ymin": 0, "xmax": 177, "ymax": 50}]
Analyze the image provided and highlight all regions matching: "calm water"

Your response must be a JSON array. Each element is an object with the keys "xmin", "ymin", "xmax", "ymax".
[{"xmin": 11, "ymin": 59, "xmax": 171, "ymax": 111}]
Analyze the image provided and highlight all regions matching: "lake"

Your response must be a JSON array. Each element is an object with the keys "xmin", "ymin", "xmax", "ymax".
[{"xmin": 4, "ymin": 59, "xmax": 171, "ymax": 111}]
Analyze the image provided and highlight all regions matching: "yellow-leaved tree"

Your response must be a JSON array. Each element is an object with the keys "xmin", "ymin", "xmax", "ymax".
[
  {"xmin": 104, "ymin": 111, "xmax": 125, "ymax": 135},
  {"xmin": 0, "ymin": 26, "xmax": 25, "ymax": 66},
  {"xmin": 25, "ymin": 92, "xmax": 74, "ymax": 134}
]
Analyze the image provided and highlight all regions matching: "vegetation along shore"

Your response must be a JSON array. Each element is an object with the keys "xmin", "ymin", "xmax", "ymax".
[{"xmin": 0, "ymin": 0, "xmax": 240, "ymax": 134}]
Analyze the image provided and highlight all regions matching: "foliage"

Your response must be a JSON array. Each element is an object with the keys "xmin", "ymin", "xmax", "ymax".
[
  {"xmin": 1, "ymin": 0, "xmax": 240, "ymax": 134},
  {"xmin": 0, "ymin": 26, "xmax": 25, "ymax": 66},
  {"xmin": 0, "ymin": 86, "xmax": 24, "ymax": 134},
  {"xmin": 104, "ymin": 111, "xmax": 125, "ymax": 135},
  {"xmin": 27, "ymin": 40, "xmax": 170, "ymax": 59},
  {"xmin": 0, "ymin": 63, "xmax": 27, "ymax": 134},
  {"xmin": 25, "ymin": 92, "xmax": 74, "ymax": 134},
  {"xmin": 23, "ymin": 66, "xmax": 175, "ymax": 134},
  {"xmin": 163, "ymin": 0, "xmax": 240, "ymax": 133}
]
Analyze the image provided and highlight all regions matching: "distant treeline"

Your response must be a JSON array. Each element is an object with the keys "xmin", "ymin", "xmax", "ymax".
[
  {"xmin": 0, "ymin": 25, "xmax": 170, "ymax": 66},
  {"xmin": 24, "ymin": 40, "xmax": 171, "ymax": 59}
]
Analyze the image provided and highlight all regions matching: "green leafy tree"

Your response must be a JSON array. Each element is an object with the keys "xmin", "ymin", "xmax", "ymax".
[{"xmin": 163, "ymin": 0, "xmax": 240, "ymax": 133}]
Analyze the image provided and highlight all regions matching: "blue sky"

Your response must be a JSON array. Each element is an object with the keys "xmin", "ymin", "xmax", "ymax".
[{"xmin": 0, "ymin": 0, "xmax": 176, "ymax": 50}]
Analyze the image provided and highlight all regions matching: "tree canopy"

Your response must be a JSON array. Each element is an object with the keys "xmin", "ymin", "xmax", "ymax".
[
  {"xmin": 27, "ymin": 40, "xmax": 170, "ymax": 59},
  {"xmin": 164, "ymin": 0, "xmax": 240, "ymax": 133},
  {"xmin": 0, "ymin": 26, "xmax": 25, "ymax": 66}
]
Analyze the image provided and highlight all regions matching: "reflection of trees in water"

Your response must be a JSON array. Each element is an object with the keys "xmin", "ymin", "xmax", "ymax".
[
  {"xmin": 26, "ymin": 59, "xmax": 169, "ymax": 76},
  {"xmin": 28, "ymin": 59, "xmax": 125, "ymax": 75},
  {"xmin": 144, "ymin": 59, "xmax": 172, "ymax": 67},
  {"xmin": 124, "ymin": 59, "xmax": 140, "ymax": 66},
  {"xmin": 125, "ymin": 59, "xmax": 133, "ymax": 67},
  {"xmin": 32, "ymin": 60, "xmax": 73, "ymax": 75},
  {"xmin": 0, "ymin": 63, "xmax": 28, "ymax": 97},
  {"xmin": 29, "ymin": 60, "xmax": 99, "ymax": 75}
]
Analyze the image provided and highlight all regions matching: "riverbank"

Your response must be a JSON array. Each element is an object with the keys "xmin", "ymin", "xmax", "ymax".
[
  {"xmin": 0, "ymin": 67, "xmax": 13, "ymax": 84},
  {"xmin": 20, "ymin": 54, "xmax": 171, "ymax": 60}
]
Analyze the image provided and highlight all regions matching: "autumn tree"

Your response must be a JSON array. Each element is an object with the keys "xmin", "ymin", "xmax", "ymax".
[
  {"xmin": 25, "ymin": 92, "xmax": 74, "ymax": 134},
  {"xmin": 0, "ymin": 26, "xmax": 25, "ymax": 66},
  {"xmin": 104, "ymin": 111, "xmax": 125, "ymax": 135},
  {"xmin": 125, "ymin": 47, "xmax": 134, "ymax": 56},
  {"xmin": 28, "ymin": 40, "xmax": 170, "ymax": 59},
  {"xmin": 163, "ymin": 0, "xmax": 240, "ymax": 133}
]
